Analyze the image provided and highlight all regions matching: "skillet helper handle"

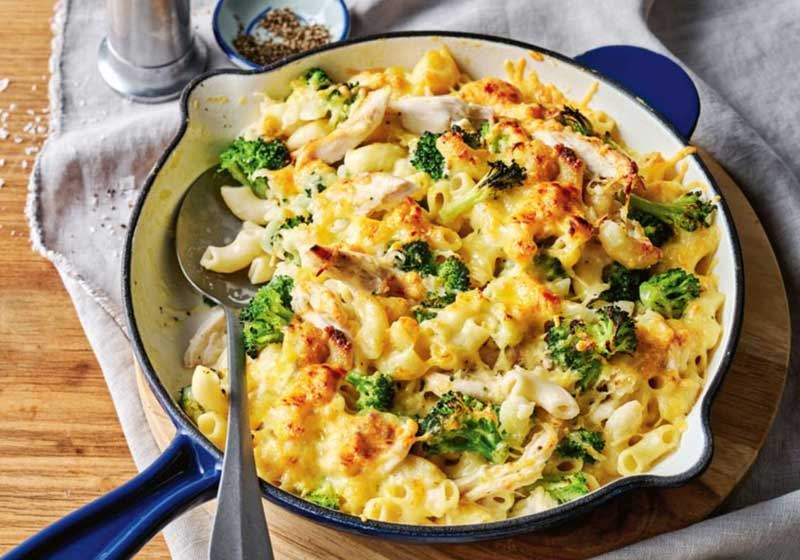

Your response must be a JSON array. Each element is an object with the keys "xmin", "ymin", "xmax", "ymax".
[
  {"xmin": 4, "ymin": 433, "xmax": 219, "ymax": 560},
  {"xmin": 208, "ymin": 307, "xmax": 273, "ymax": 559},
  {"xmin": 575, "ymin": 45, "xmax": 701, "ymax": 140}
]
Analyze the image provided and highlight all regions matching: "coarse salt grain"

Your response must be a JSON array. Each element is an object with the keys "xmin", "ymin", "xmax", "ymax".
[
  {"xmin": 13, "ymin": 136, "xmax": 22, "ymax": 144},
  {"xmin": 0, "ymin": 129, "xmax": 7, "ymax": 139},
  {"xmin": 0, "ymin": 78, "xmax": 8, "ymax": 92},
  {"xmin": 0, "ymin": 178, "xmax": 5, "ymax": 188},
  {"xmin": 21, "ymin": 160, "xmax": 28, "ymax": 169}
]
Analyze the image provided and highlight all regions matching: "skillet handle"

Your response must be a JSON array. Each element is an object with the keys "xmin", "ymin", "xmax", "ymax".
[
  {"xmin": 4, "ymin": 433, "xmax": 219, "ymax": 560},
  {"xmin": 575, "ymin": 45, "xmax": 701, "ymax": 140}
]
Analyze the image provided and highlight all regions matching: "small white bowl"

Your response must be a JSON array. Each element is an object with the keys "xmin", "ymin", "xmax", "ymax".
[{"xmin": 213, "ymin": 0, "xmax": 350, "ymax": 70}]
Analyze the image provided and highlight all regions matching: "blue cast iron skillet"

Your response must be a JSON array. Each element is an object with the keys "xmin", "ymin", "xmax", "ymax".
[{"xmin": 6, "ymin": 32, "xmax": 743, "ymax": 559}]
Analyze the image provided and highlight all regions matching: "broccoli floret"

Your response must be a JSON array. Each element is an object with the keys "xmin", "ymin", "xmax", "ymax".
[
  {"xmin": 437, "ymin": 256, "xmax": 471, "ymax": 293},
  {"xmin": 546, "ymin": 307, "xmax": 637, "ymax": 388},
  {"xmin": 326, "ymin": 88, "xmax": 355, "ymax": 125},
  {"xmin": 219, "ymin": 137, "xmax": 290, "ymax": 198},
  {"xmin": 418, "ymin": 391, "xmax": 509, "ymax": 463},
  {"xmin": 555, "ymin": 429, "xmax": 605, "ymax": 464},
  {"xmin": 178, "ymin": 385, "xmax": 204, "ymax": 423},
  {"xmin": 396, "ymin": 240, "xmax": 437, "ymax": 275},
  {"xmin": 267, "ymin": 215, "xmax": 312, "ymax": 249},
  {"xmin": 419, "ymin": 255, "xmax": 471, "ymax": 310},
  {"xmin": 639, "ymin": 268, "xmax": 701, "ymax": 319},
  {"xmin": 421, "ymin": 291, "xmax": 457, "ymax": 309},
  {"xmin": 629, "ymin": 191, "xmax": 716, "ymax": 237},
  {"xmin": 303, "ymin": 67, "xmax": 333, "ymax": 90},
  {"xmin": 629, "ymin": 206, "xmax": 674, "ymax": 247},
  {"xmin": 541, "ymin": 472, "xmax": 590, "ymax": 504},
  {"xmin": 240, "ymin": 275, "xmax": 294, "ymax": 357},
  {"xmin": 487, "ymin": 132, "xmax": 509, "ymax": 154},
  {"xmin": 451, "ymin": 124, "xmax": 482, "ymax": 149},
  {"xmin": 439, "ymin": 160, "xmax": 526, "ymax": 222},
  {"xmin": 306, "ymin": 482, "xmax": 340, "ymax": 510},
  {"xmin": 601, "ymin": 262, "xmax": 648, "ymax": 302},
  {"xmin": 402, "ymin": 251, "xmax": 469, "ymax": 319},
  {"xmin": 481, "ymin": 122, "xmax": 509, "ymax": 154},
  {"xmin": 534, "ymin": 253, "xmax": 567, "ymax": 282},
  {"xmin": 584, "ymin": 306, "xmax": 638, "ymax": 357},
  {"xmin": 282, "ymin": 215, "xmax": 311, "ymax": 229},
  {"xmin": 410, "ymin": 131, "xmax": 446, "ymax": 180},
  {"xmin": 545, "ymin": 320, "xmax": 602, "ymax": 390},
  {"xmin": 557, "ymin": 106, "xmax": 593, "ymax": 136},
  {"xmin": 345, "ymin": 370, "xmax": 395, "ymax": 412},
  {"xmin": 413, "ymin": 307, "xmax": 438, "ymax": 323}
]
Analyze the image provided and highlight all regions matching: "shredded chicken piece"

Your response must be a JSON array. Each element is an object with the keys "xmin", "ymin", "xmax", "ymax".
[
  {"xmin": 302, "ymin": 245, "xmax": 403, "ymax": 296},
  {"xmin": 533, "ymin": 129, "xmax": 636, "ymax": 180},
  {"xmin": 534, "ymin": 128, "xmax": 642, "ymax": 218},
  {"xmin": 455, "ymin": 425, "xmax": 558, "ymax": 501},
  {"xmin": 349, "ymin": 172, "xmax": 421, "ymax": 216},
  {"xmin": 301, "ymin": 88, "xmax": 391, "ymax": 164},
  {"xmin": 290, "ymin": 278, "xmax": 353, "ymax": 339},
  {"xmin": 390, "ymin": 95, "xmax": 493, "ymax": 134},
  {"xmin": 183, "ymin": 307, "xmax": 226, "ymax": 368}
]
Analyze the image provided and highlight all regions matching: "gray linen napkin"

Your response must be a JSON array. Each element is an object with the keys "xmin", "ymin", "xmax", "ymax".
[{"xmin": 26, "ymin": 0, "xmax": 800, "ymax": 558}]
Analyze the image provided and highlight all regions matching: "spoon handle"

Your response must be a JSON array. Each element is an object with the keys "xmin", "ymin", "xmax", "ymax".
[{"xmin": 209, "ymin": 307, "xmax": 273, "ymax": 560}]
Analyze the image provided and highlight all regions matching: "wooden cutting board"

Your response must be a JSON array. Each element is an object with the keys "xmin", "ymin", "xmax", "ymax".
[{"xmin": 136, "ymin": 152, "xmax": 790, "ymax": 559}]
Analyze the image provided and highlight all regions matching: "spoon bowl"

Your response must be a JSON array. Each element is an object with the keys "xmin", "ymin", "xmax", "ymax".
[{"xmin": 175, "ymin": 166, "xmax": 258, "ymax": 307}]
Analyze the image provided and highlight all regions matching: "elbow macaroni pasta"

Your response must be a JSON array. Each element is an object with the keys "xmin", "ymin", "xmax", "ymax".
[
  {"xmin": 200, "ymin": 221, "xmax": 265, "ymax": 273},
  {"xmin": 184, "ymin": 48, "xmax": 725, "ymax": 524}
]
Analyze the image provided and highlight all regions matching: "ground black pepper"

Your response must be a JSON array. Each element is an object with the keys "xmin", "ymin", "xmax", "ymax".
[{"xmin": 233, "ymin": 7, "xmax": 331, "ymax": 66}]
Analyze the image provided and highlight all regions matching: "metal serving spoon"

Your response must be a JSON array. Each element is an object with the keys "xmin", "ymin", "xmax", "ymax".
[{"xmin": 175, "ymin": 166, "xmax": 273, "ymax": 560}]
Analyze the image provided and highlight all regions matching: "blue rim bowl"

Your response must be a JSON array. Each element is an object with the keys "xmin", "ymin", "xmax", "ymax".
[{"xmin": 213, "ymin": 0, "xmax": 351, "ymax": 69}]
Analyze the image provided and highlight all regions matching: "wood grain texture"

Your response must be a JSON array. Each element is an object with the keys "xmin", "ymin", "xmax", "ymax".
[
  {"xmin": 139, "ymin": 152, "xmax": 790, "ymax": 559},
  {"xmin": 0, "ymin": 1, "xmax": 170, "ymax": 557}
]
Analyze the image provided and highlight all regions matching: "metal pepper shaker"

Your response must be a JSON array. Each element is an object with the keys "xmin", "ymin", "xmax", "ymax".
[{"xmin": 97, "ymin": 0, "xmax": 208, "ymax": 103}]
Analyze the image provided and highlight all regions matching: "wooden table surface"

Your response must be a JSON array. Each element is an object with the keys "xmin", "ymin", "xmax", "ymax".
[{"xmin": 0, "ymin": 1, "xmax": 170, "ymax": 557}]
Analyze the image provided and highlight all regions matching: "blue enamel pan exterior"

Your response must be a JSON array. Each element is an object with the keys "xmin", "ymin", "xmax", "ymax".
[
  {"xmin": 575, "ymin": 45, "xmax": 701, "ymax": 140},
  {"xmin": 4, "ymin": 34, "xmax": 740, "ymax": 558}
]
